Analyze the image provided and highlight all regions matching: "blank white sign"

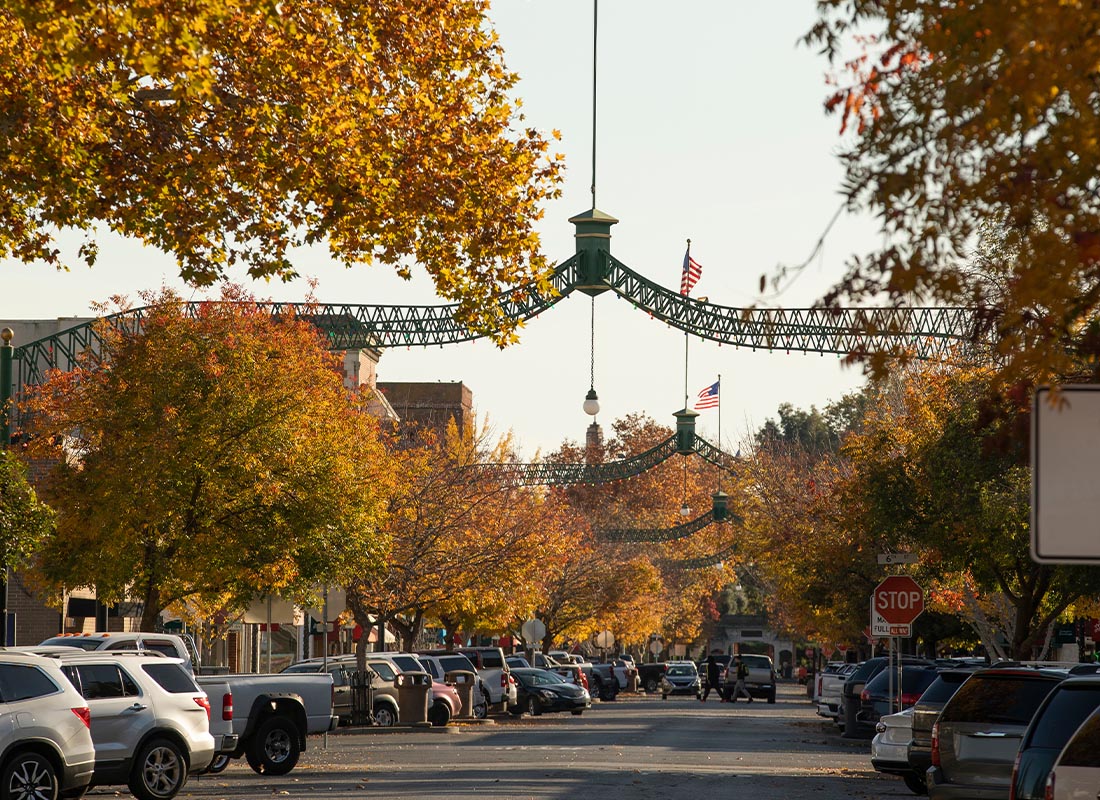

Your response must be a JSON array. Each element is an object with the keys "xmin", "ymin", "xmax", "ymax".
[{"xmin": 1032, "ymin": 385, "xmax": 1100, "ymax": 563}]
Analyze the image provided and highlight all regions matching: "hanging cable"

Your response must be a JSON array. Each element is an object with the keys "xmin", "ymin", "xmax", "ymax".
[
  {"xmin": 591, "ymin": 0, "xmax": 598, "ymax": 208},
  {"xmin": 583, "ymin": 295, "xmax": 600, "ymax": 416}
]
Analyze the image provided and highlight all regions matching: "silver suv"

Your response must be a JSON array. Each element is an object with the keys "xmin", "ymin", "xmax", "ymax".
[
  {"xmin": 417, "ymin": 652, "xmax": 490, "ymax": 719},
  {"xmin": 48, "ymin": 651, "xmax": 215, "ymax": 800},
  {"xmin": 0, "ymin": 651, "xmax": 95, "ymax": 800}
]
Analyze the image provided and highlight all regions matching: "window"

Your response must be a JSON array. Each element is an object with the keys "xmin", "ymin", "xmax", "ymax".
[
  {"xmin": 438, "ymin": 656, "xmax": 476, "ymax": 674},
  {"xmin": 1027, "ymin": 685, "xmax": 1100, "ymax": 750},
  {"xmin": 367, "ymin": 662, "xmax": 396, "ymax": 681},
  {"xmin": 105, "ymin": 640, "xmax": 139, "ymax": 651},
  {"xmin": 940, "ymin": 674, "xmax": 1060, "ymax": 725},
  {"xmin": 0, "ymin": 664, "xmax": 60, "ymax": 702},
  {"xmin": 916, "ymin": 673, "xmax": 971, "ymax": 706},
  {"xmin": 66, "ymin": 664, "xmax": 140, "ymax": 700},
  {"xmin": 143, "ymin": 641, "xmax": 181, "ymax": 659},
  {"xmin": 142, "ymin": 663, "xmax": 199, "ymax": 694},
  {"xmin": 418, "ymin": 660, "xmax": 441, "ymax": 680},
  {"xmin": 389, "ymin": 655, "xmax": 421, "ymax": 674},
  {"xmin": 40, "ymin": 637, "xmax": 101, "ymax": 652},
  {"xmin": 328, "ymin": 667, "xmax": 349, "ymax": 687},
  {"xmin": 1058, "ymin": 709, "xmax": 1100, "ymax": 768},
  {"xmin": 478, "ymin": 651, "xmax": 504, "ymax": 669}
]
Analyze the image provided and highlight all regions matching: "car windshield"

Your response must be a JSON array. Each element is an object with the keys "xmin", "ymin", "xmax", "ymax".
[
  {"xmin": 667, "ymin": 665, "xmax": 696, "ymax": 677},
  {"xmin": 39, "ymin": 637, "xmax": 102, "ymax": 652},
  {"xmin": 520, "ymin": 670, "xmax": 566, "ymax": 687}
]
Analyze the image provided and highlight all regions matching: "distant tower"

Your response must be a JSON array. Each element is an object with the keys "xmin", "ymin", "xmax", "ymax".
[{"xmin": 585, "ymin": 421, "xmax": 604, "ymax": 464}]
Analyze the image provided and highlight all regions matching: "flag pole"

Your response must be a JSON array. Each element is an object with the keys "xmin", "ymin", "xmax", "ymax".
[
  {"xmin": 716, "ymin": 373, "xmax": 722, "ymax": 491},
  {"xmin": 683, "ymin": 238, "xmax": 691, "ymax": 410}
]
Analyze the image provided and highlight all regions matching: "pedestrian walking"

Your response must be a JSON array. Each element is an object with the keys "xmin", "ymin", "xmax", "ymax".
[
  {"xmin": 730, "ymin": 656, "xmax": 753, "ymax": 703},
  {"xmin": 702, "ymin": 651, "xmax": 722, "ymax": 702}
]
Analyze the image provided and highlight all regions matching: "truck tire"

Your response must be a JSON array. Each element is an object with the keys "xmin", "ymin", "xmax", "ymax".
[
  {"xmin": 245, "ymin": 716, "xmax": 301, "ymax": 775},
  {"xmin": 130, "ymin": 737, "xmax": 187, "ymax": 800},
  {"xmin": 4, "ymin": 750, "xmax": 58, "ymax": 800}
]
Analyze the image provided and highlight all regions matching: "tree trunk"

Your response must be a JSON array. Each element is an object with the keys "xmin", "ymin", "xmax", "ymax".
[{"xmin": 139, "ymin": 584, "xmax": 161, "ymax": 632}]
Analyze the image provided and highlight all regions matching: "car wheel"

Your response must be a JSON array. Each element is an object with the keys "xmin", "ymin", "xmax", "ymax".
[
  {"xmin": 130, "ymin": 737, "xmax": 187, "ymax": 800},
  {"xmin": 508, "ymin": 704, "xmax": 523, "ymax": 717},
  {"xmin": 246, "ymin": 716, "xmax": 301, "ymax": 776},
  {"xmin": 527, "ymin": 696, "xmax": 541, "ymax": 717},
  {"xmin": 373, "ymin": 703, "xmax": 397, "ymax": 728},
  {"xmin": 4, "ymin": 750, "xmax": 59, "ymax": 800},
  {"xmin": 200, "ymin": 754, "xmax": 232, "ymax": 775},
  {"xmin": 903, "ymin": 772, "xmax": 928, "ymax": 795},
  {"xmin": 767, "ymin": 690, "xmax": 776, "ymax": 704},
  {"xmin": 644, "ymin": 677, "xmax": 659, "ymax": 693},
  {"xmin": 428, "ymin": 701, "xmax": 451, "ymax": 727},
  {"xmin": 570, "ymin": 709, "xmax": 584, "ymax": 716},
  {"xmin": 472, "ymin": 698, "xmax": 488, "ymax": 719}
]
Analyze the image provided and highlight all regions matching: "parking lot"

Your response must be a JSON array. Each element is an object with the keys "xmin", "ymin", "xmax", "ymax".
[{"xmin": 138, "ymin": 684, "xmax": 902, "ymax": 800}]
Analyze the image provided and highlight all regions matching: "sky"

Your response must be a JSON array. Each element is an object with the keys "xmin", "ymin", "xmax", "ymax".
[{"xmin": 0, "ymin": 0, "xmax": 879, "ymax": 459}]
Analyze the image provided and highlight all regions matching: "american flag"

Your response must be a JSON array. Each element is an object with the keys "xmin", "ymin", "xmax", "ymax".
[
  {"xmin": 680, "ymin": 248, "xmax": 702, "ymax": 296},
  {"xmin": 695, "ymin": 380, "xmax": 720, "ymax": 410}
]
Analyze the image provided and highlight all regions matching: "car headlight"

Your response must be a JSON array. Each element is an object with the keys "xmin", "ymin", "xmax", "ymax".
[{"xmin": 538, "ymin": 689, "xmax": 557, "ymax": 700}]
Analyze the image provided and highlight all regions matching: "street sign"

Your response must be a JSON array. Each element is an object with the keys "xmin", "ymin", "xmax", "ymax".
[
  {"xmin": 877, "ymin": 553, "xmax": 918, "ymax": 565},
  {"xmin": 870, "ymin": 599, "xmax": 912, "ymax": 637},
  {"xmin": 1032, "ymin": 386, "xmax": 1100, "ymax": 563},
  {"xmin": 521, "ymin": 618, "xmax": 546, "ymax": 642},
  {"xmin": 872, "ymin": 575, "xmax": 924, "ymax": 626},
  {"xmin": 595, "ymin": 630, "xmax": 615, "ymax": 649}
]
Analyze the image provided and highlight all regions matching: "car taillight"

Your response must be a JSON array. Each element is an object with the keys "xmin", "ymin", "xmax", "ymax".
[
  {"xmin": 900, "ymin": 692, "xmax": 922, "ymax": 707},
  {"xmin": 501, "ymin": 673, "xmax": 508, "ymax": 688},
  {"xmin": 860, "ymin": 689, "xmax": 870, "ymax": 701},
  {"xmin": 1009, "ymin": 750, "xmax": 1021, "ymax": 800},
  {"xmin": 931, "ymin": 722, "xmax": 941, "ymax": 767},
  {"xmin": 71, "ymin": 707, "xmax": 91, "ymax": 728},
  {"xmin": 222, "ymin": 692, "xmax": 233, "ymax": 721},
  {"xmin": 1044, "ymin": 771, "xmax": 1054, "ymax": 800},
  {"xmin": 816, "ymin": 675, "xmax": 823, "ymax": 696},
  {"xmin": 194, "ymin": 696, "xmax": 211, "ymax": 720}
]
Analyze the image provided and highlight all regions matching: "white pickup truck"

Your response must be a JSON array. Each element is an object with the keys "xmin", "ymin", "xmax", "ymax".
[
  {"xmin": 196, "ymin": 672, "xmax": 337, "ymax": 775},
  {"xmin": 40, "ymin": 632, "xmax": 338, "ymax": 776}
]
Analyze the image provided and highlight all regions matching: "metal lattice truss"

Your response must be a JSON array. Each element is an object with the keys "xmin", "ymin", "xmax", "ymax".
[
  {"xmin": 11, "ymin": 248, "xmax": 984, "ymax": 389},
  {"xmin": 597, "ymin": 508, "xmax": 743, "ymax": 543},
  {"xmin": 602, "ymin": 255, "xmax": 984, "ymax": 360},
  {"xmin": 662, "ymin": 542, "xmax": 740, "ymax": 571},
  {"xmin": 470, "ymin": 434, "xmax": 737, "ymax": 486}
]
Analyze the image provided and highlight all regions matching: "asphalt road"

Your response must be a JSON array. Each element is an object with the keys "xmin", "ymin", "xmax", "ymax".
[{"xmin": 132, "ymin": 684, "xmax": 914, "ymax": 800}]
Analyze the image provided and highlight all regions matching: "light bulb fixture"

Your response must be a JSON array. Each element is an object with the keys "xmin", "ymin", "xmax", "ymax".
[
  {"xmin": 679, "ymin": 503, "xmax": 691, "ymax": 517},
  {"xmin": 583, "ymin": 388, "xmax": 600, "ymax": 416}
]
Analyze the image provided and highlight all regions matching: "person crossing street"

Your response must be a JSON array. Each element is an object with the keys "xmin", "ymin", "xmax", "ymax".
[
  {"xmin": 701, "ymin": 651, "xmax": 723, "ymax": 702},
  {"xmin": 729, "ymin": 656, "xmax": 753, "ymax": 703}
]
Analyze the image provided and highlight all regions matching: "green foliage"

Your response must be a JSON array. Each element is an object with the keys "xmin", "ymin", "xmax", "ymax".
[
  {"xmin": 21, "ymin": 286, "xmax": 391, "ymax": 630},
  {"xmin": 0, "ymin": 450, "xmax": 53, "ymax": 573}
]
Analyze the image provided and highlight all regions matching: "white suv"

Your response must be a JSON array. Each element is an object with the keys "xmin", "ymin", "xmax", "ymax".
[
  {"xmin": 47, "ymin": 651, "xmax": 215, "ymax": 800},
  {"xmin": 0, "ymin": 651, "xmax": 95, "ymax": 800}
]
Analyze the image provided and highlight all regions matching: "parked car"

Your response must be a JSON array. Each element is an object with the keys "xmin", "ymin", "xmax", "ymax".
[
  {"xmin": 528, "ymin": 652, "xmax": 560, "ymax": 670},
  {"xmin": 1043, "ymin": 704, "xmax": 1100, "ymax": 800},
  {"xmin": 840, "ymin": 656, "xmax": 932, "ymax": 736},
  {"xmin": 49, "ymin": 651, "xmax": 215, "ymax": 800},
  {"xmin": 452, "ymin": 647, "xmax": 517, "ymax": 712},
  {"xmin": 0, "ymin": 651, "xmax": 95, "ymax": 800},
  {"xmin": 550, "ymin": 663, "xmax": 590, "ymax": 694},
  {"xmin": 871, "ymin": 707, "xmax": 925, "ymax": 795},
  {"xmin": 594, "ymin": 657, "xmax": 637, "ymax": 691},
  {"xmin": 580, "ymin": 663, "xmax": 618, "ymax": 701},
  {"xmin": 660, "ymin": 661, "xmax": 702, "ymax": 700},
  {"xmin": 508, "ymin": 668, "xmax": 590, "ymax": 717},
  {"xmin": 860, "ymin": 663, "xmax": 941, "ymax": 725},
  {"xmin": 928, "ymin": 665, "xmax": 1071, "ymax": 800},
  {"xmin": 40, "ymin": 631, "xmax": 200, "ymax": 673},
  {"xmin": 907, "ymin": 666, "xmax": 984, "ymax": 783},
  {"xmin": 506, "ymin": 655, "xmax": 531, "ymax": 669},
  {"xmin": 638, "ymin": 662, "xmax": 669, "ymax": 694},
  {"xmin": 1011, "ymin": 671, "xmax": 1100, "ymax": 800},
  {"xmin": 721, "ymin": 654, "xmax": 778, "ymax": 703},
  {"xmin": 280, "ymin": 659, "xmax": 357, "ymax": 725},
  {"xmin": 324, "ymin": 652, "xmax": 461, "ymax": 726},
  {"xmin": 417, "ymin": 652, "xmax": 490, "ymax": 720},
  {"xmin": 816, "ymin": 662, "xmax": 857, "ymax": 721}
]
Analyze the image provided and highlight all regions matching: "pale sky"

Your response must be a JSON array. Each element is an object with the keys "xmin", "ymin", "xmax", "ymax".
[{"xmin": 0, "ymin": 1, "xmax": 877, "ymax": 458}]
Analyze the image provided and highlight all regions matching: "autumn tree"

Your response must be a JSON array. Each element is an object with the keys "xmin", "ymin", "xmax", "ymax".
[
  {"xmin": 842, "ymin": 363, "xmax": 1100, "ymax": 659},
  {"xmin": 346, "ymin": 419, "xmax": 561, "ymax": 657},
  {"xmin": 0, "ymin": 1, "xmax": 563, "ymax": 342},
  {"xmin": 21, "ymin": 286, "xmax": 391, "ymax": 631},
  {"xmin": 802, "ymin": 1, "xmax": 1100, "ymax": 383},
  {"xmin": 0, "ymin": 449, "xmax": 53, "ymax": 573}
]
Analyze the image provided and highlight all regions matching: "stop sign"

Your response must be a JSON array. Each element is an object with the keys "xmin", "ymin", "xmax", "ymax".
[{"xmin": 873, "ymin": 575, "xmax": 924, "ymax": 625}]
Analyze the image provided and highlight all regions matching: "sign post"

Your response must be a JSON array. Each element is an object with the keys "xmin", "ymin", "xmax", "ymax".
[{"xmin": 871, "ymin": 576, "xmax": 924, "ymax": 714}]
